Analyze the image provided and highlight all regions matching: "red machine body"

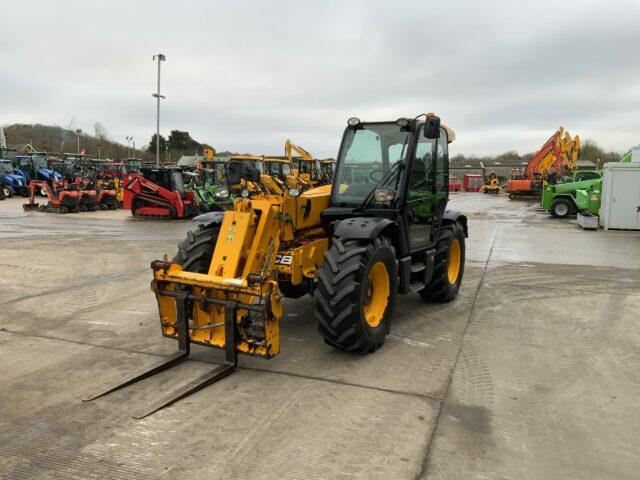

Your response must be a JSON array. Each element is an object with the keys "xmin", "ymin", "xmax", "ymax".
[{"xmin": 123, "ymin": 168, "xmax": 199, "ymax": 219}]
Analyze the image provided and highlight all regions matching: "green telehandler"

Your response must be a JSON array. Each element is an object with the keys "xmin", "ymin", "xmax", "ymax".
[{"xmin": 541, "ymin": 149, "xmax": 633, "ymax": 218}]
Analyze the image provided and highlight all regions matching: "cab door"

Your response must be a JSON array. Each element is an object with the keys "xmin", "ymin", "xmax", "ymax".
[
  {"xmin": 432, "ymin": 127, "xmax": 450, "ymax": 239},
  {"xmin": 405, "ymin": 128, "xmax": 436, "ymax": 251}
]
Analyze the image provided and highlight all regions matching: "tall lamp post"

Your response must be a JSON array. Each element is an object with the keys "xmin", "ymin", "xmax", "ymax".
[
  {"xmin": 75, "ymin": 129, "xmax": 82, "ymax": 154},
  {"xmin": 125, "ymin": 136, "xmax": 132, "ymax": 157},
  {"xmin": 97, "ymin": 143, "xmax": 102, "ymax": 160},
  {"xmin": 132, "ymin": 138, "xmax": 136, "ymax": 157},
  {"xmin": 152, "ymin": 53, "xmax": 166, "ymax": 167}
]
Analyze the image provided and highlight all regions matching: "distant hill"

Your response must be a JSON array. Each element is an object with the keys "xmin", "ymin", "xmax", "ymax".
[
  {"xmin": 3, "ymin": 123, "xmax": 150, "ymax": 160},
  {"xmin": 2, "ymin": 123, "xmax": 243, "ymax": 163}
]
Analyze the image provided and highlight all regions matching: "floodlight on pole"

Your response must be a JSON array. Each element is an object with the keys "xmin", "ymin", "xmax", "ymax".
[
  {"xmin": 152, "ymin": 53, "xmax": 166, "ymax": 167},
  {"xmin": 75, "ymin": 129, "xmax": 82, "ymax": 154}
]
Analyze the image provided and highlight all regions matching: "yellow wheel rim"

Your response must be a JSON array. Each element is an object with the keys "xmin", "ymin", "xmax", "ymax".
[
  {"xmin": 448, "ymin": 239, "xmax": 461, "ymax": 285},
  {"xmin": 363, "ymin": 262, "xmax": 390, "ymax": 328}
]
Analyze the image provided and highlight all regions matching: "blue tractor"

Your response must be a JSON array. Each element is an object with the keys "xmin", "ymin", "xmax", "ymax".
[
  {"xmin": 0, "ymin": 159, "xmax": 29, "ymax": 197},
  {"xmin": 14, "ymin": 154, "xmax": 62, "ymax": 196}
]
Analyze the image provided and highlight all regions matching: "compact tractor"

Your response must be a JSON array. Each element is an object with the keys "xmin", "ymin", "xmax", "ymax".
[
  {"xmin": 186, "ymin": 158, "xmax": 235, "ymax": 212},
  {"xmin": 0, "ymin": 159, "xmax": 28, "ymax": 197},
  {"xmin": 123, "ymin": 166, "xmax": 200, "ymax": 219},
  {"xmin": 15, "ymin": 154, "xmax": 63, "ymax": 196},
  {"xmin": 84, "ymin": 114, "xmax": 467, "ymax": 418}
]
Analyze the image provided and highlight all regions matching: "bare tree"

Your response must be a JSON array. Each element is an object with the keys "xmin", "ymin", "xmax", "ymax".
[{"xmin": 94, "ymin": 122, "xmax": 108, "ymax": 141}]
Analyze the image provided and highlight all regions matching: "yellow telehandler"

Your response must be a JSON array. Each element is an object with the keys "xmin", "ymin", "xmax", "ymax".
[{"xmin": 84, "ymin": 114, "xmax": 468, "ymax": 418}]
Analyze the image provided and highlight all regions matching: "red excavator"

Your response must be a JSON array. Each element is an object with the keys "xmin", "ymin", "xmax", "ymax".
[
  {"xmin": 507, "ymin": 127, "xmax": 580, "ymax": 198},
  {"xmin": 23, "ymin": 180, "xmax": 81, "ymax": 213},
  {"xmin": 123, "ymin": 166, "xmax": 199, "ymax": 219}
]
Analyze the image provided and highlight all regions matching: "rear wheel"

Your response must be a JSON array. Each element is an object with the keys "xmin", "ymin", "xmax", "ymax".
[
  {"xmin": 419, "ymin": 222, "xmax": 465, "ymax": 303},
  {"xmin": 550, "ymin": 198, "xmax": 572, "ymax": 218},
  {"xmin": 315, "ymin": 235, "xmax": 398, "ymax": 353}
]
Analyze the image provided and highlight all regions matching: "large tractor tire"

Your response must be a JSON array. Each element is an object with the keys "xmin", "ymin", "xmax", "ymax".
[
  {"xmin": 419, "ymin": 221, "xmax": 465, "ymax": 303},
  {"xmin": 549, "ymin": 198, "xmax": 572, "ymax": 219},
  {"xmin": 172, "ymin": 223, "xmax": 220, "ymax": 273},
  {"xmin": 315, "ymin": 235, "xmax": 398, "ymax": 353}
]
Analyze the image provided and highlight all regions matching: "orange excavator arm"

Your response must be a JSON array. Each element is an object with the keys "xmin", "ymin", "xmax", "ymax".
[
  {"xmin": 525, "ymin": 128, "xmax": 563, "ymax": 179},
  {"xmin": 284, "ymin": 139, "xmax": 313, "ymax": 162},
  {"xmin": 525, "ymin": 127, "xmax": 580, "ymax": 179}
]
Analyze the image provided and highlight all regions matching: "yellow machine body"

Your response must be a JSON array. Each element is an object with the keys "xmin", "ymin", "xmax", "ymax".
[{"xmin": 152, "ymin": 183, "xmax": 331, "ymax": 358}]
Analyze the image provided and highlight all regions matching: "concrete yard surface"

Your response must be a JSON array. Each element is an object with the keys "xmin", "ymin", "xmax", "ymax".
[{"xmin": 0, "ymin": 193, "xmax": 639, "ymax": 479}]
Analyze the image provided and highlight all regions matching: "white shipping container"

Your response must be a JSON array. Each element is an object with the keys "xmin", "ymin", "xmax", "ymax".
[{"xmin": 599, "ymin": 162, "xmax": 640, "ymax": 230}]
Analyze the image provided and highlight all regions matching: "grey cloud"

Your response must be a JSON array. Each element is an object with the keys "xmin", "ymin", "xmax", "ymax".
[{"xmin": 1, "ymin": 0, "xmax": 639, "ymax": 158}]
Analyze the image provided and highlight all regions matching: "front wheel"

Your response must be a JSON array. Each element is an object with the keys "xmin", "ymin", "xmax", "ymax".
[
  {"xmin": 419, "ymin": 221, "xmax": 465, "ymax": 303},
  {"xmin": 172, "ymin": 223, "xmax": 220, "ymax": 272},
  {"xmin": 2, "ymin": 186, "xmax": 11, "ymax": 198},
  {"xmin": 315, "ymin": 235, "xmax": 398, "ymax": 353},
  {"xmin": 550, "ymin": 198, "xmax": 572, "ymax": 218}
]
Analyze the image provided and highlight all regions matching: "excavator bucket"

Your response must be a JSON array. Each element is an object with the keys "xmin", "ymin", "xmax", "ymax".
[{"xmin": 22, "ymin": 202, "xmax": 40, "ymax": 211}]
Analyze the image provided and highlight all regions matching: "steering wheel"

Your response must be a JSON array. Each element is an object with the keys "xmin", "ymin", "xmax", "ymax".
[{"xmin": 368, "ymin": 169, "xmax": 384, "ymax": 182}]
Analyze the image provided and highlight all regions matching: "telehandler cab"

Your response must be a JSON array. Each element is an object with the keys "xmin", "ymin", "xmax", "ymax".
[{"xmin": 83, "ymin": 114, "xmax": 467, "ymax": 418}]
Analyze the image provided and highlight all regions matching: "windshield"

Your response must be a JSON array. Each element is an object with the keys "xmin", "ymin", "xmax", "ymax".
[
  {"xmin": 33, "ymin": 156, "xmax": 48, "ymax": 168},
  {"xmin": 333, "ymin": 123, "xmax": 411, "ymax": 205},
  {"xmin": 251, "ymin": 160, "xmax": 265, "ymax": 173},
  {"xmin": 265, "ymin": 161, "xmax": 291, "ymax": 177},
  {"xmin": 0, "ymin": 163, "xmax": 13, "ymax": 173}
]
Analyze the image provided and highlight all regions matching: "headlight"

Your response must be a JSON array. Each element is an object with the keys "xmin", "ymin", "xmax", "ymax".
[
  {"xmin": 215, "ymin": 188, "xmax": 229, "ymax": 198},
  {"xmin": 288, "ymin": 188, "xmax": 300, "ymax": 197},
  {"xmin": 241, "ymin": 189, "xmax": 250, "ymax": 198}
]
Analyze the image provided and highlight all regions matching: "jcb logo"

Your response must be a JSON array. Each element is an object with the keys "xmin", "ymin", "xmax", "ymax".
[
  {"xmin": 275, "ymin": 254, "xmax": 293, "ymax": 265},
  {"xmin": 225, "ymin": 226, "xmax": 236, "ymax": 244}
]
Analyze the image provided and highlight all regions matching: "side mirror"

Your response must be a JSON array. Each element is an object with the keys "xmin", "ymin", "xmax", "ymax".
[{"xmin": 424, "ymin": 116, "xmax": 441, "ymax": 139}]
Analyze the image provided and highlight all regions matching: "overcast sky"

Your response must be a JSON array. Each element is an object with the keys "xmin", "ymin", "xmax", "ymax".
[{"xmin": 1, "ymin": 0, "xmax": 639, "ymax": 158}]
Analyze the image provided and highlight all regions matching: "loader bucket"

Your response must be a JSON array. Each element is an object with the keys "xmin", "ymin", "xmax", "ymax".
[{"xmin": 23, "ymin": 202, "xmax": 40, "ymax": 211}]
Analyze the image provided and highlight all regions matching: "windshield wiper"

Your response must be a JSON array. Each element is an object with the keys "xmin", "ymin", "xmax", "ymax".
[{"xmin": 354, "ymin": 160, "xmax": 404, "ymax": 213}]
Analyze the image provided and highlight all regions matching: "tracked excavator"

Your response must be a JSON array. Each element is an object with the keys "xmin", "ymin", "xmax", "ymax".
[
  {"xmin": 83, "ymin": 114, "xmax": 468, "ymax": 418},
  {"xmin": 507, "ymin": 127, "xmax": 580, "ymax": 198}
]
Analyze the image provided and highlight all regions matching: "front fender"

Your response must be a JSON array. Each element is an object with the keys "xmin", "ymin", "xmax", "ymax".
[
  {"xmin": 192, "ymin": 211, "xmax": 225, "ymax": 225},
  {"xmin": 443, "ymin": 210, "xmax": 468, "ymax": 238},
  {"xmin": 333, "ymin": 217, "xmax": 395, "ymax": 240}
]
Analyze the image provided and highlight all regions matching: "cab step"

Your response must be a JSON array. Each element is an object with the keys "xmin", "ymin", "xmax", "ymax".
[
  {"xmin": 410, "ymin": 281, "xmax": 426, "ymax": 292},
  {"xmin": 411, "ymin": 262, "xmax": 426, "ymax": 273}
]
